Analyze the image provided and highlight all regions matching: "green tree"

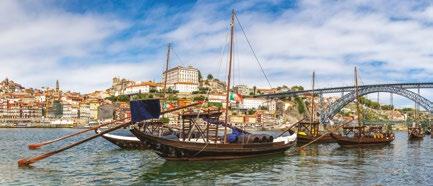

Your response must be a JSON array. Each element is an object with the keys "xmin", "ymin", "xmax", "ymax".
[
  {"xmin": 247, "ymin": 108, "xmax": 256, "ymax": 115},
  {"xmin": 198, "ymin": 71, "xmax": 202, "ymax": 81},
  {"xmin": 291, "ymin": 86, "xmax": 304, "ymax": 91},
  {"xmin": 193, "ymin": 95, "xmax": 207, "ymax": 101},
  {"xmin": 207, "ymin": 74, "xmax": 214, "ymax": 80},
  {"xmin": 208, "ymin": 102, "xmax": 222, "ymax": 108},
  {"xmin": 294, "ymin": 96, "xmax": 306, "ymax": 114},
  {"xmin": 117, "ymin": 95, "xmax": 130, "ymax": 102},
  {"xmin": 149, "ymin": 88, "xmax": 158, "ymax": 93}
]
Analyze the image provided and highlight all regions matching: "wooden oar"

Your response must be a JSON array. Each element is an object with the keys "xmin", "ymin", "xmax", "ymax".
[
  {"xmin": 28, "ymin": 101, "xmax": 203, "ymax": 150},
  {"xmin": 298, "ymin": 119, "xmax": 353, "ymax": 151},
  {"xmin": 28, "ymin": 118, "xmax": 128, "ymax": 150},
  {"xmin": 18, "ymin": 121, "xmax": 132, "ymax": 167},
  {"xmin": 18, "ymin": 102, "xmax": 203, "ymax": 167}
]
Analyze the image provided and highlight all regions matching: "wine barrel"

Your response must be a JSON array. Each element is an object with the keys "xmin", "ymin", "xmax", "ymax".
[{"xmin": 237, "ymin": 134, "xmax": 261, "ymax": 144}]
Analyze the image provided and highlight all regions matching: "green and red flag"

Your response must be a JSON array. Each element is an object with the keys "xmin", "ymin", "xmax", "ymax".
[
  {"xmin": 229, "ymin": 92, "xmax": 243, "ymax": 103},
  {"xmin": 162, "ymin": 102, "xmax": 175, "ymax": 110}
]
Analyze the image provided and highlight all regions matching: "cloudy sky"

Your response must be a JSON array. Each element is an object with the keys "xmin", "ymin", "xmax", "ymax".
[{"xmin": 1, "ymin": 0, "xmax": 433, "ymax": 108}]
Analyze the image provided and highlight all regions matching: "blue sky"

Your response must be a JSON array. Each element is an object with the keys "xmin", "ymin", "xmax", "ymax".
[{"xmin": 1, "ymin": 0, "xmax": 433, "ymax": 108}]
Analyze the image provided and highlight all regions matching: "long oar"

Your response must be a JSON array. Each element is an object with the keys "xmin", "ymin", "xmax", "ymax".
[
  {"xmin": 298, "ymin": 119, "xmax": 353, "ymax": 150},
  {"xmin": 28, "ymin": 118, "xmax": 128, "ymax": 150},
  {"xmin": 18, "ymin": 102, "xmax": 203, "ymax": 167},
  {"xmin": 18, "ymin": 121, "xmax": 132, "ymax": 167}
]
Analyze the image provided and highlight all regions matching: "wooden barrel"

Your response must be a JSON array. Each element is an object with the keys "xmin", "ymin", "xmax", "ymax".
[{"xmin": 237, "ymin": 134, "xmax": 261, "ymax": 144}]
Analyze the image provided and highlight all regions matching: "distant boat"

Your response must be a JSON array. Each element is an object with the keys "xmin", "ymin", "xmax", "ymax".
[{"xmin": 408, "ymin": 126, "xmax": 424, "ymax": 140}]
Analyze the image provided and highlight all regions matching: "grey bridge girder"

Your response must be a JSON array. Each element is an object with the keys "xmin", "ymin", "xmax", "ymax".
[
  {"xmin": 257, "ymin": 82, "xmax": 433, "ymax": 98},
  {"xmin": 320, "ymin": 86, "xmax": 433, "ymax": 124}
]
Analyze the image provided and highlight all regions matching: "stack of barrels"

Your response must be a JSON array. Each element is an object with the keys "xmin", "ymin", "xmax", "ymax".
[{"xmin": 234, "ymin": 134, "xmax": 274, "ymax": 144}]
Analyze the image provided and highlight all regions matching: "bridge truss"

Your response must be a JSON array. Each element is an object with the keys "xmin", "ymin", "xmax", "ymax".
[{"xmin": 255, "ymin": 82, "xmax": 433, "ymax": 124}]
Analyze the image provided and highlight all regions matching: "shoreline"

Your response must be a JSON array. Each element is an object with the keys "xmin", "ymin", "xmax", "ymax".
[{"xmin": 0, "ymin": 125, "xmax": 86, "ymax": 129}]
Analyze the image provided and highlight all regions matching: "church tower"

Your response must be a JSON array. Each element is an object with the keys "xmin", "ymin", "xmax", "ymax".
[{"xmin": 56, "ymin": 80, "xmax": 60, "ymax": 92}]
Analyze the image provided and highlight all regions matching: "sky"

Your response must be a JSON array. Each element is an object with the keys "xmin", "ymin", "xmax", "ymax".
[{"xmin": 1, "ymin": 0, "xmax": 433, "ymax": 108}]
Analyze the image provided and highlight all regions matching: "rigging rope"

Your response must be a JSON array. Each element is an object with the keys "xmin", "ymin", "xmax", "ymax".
[
  {"xmin": 172, "ymin": 48, "xmax": 186, "ymax": 66},
  {"xmin": 234, "ymin": 14, "xmax": 272, "ymax": 89}
]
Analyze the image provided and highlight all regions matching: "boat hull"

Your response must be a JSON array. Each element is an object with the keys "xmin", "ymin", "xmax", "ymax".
[
  {"xmin": 330, "ymin": 133, "xmax": 394, "ymax": 147},
  {"xmin": 131, "ymin": 129, "xmax": 296, "ymax": 161},
  {"xmin": 297, "ymin": 133, "xmax": 336, "ymax": 144},
  {"xmin": 96, "ymin": 129, "xmax": 148, "ymax": 150},
  {"xmin": 408, "ymin": 132, "xmax": 424, "ymax": 140},
  {"xmin": 408, "ymin": 127, "xmax": 424, "ymax": 140}
]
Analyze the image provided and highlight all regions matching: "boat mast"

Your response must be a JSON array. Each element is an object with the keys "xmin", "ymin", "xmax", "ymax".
[
  {"xmin": 223, "ymin": 9, "xmax": 235, "ymax": 144},
  {"xmin": 310, "ymin": 71, "xmax": 315, "ymax": 123},
  {"xmin": 414, "ymin": 92, "xmax": 418, "ymax": 127},
  {"xmin": 162, "ymin": 43, "xmax": 171, "ymax": 100},
  {"xmin": 354, "ymin": 67, "xmax": 362, "ymax": 127}
]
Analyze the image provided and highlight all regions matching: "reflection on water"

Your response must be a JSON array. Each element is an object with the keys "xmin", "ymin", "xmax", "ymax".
[{"xmin": 0, "ymin": 129, "xmax": 432, "ymax": 185}]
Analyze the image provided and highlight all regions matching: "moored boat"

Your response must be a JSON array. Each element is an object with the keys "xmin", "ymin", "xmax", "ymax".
[
  {"xmin": 330, "ymin": 67, "xmax": 395, "ymax": 147},
  {"xmin": 297, "ymin": 72, "xmax": 336, "ymax": 144},
  {"xmin": 297, "ymin": 121, "xmax": 335, "ymax": 144},
  {"xmin": 95, "ymin": 128, "xmax": 148, "ymax": 150},
  {"xmin": 331, "ymin": 126, "xmax": 394, "ymax": 147},
  {"xmin": 130, "ymin": 10, "xmax": 297, "ymax": 160},
  {"xmin": 131, "ymin": 110, "xmax": 297, "ymax": 160},
  {"xmin": 408, "ymin": 126, "xmax": 424, "ymax": 140}
]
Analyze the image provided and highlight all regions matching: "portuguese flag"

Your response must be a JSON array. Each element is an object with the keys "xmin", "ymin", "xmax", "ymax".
[
  {"xmin": 229, "ymin": 92, "xmax": 243, "ymax": 103},
  {"xmin": 162, "ymin": 102, "xmax": 175, "ymax": 110}
]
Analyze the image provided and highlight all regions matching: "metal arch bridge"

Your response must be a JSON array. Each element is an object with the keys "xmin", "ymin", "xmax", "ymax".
[
  {"xmin": 320, "ymin": 86, "xmax": 433, "ymax": 123},
  {"xmin": 257, "ymin": 82, "xmax": 433, "ymax": 98},
  {"xmin": 255, "ymin": 82, "xmax": 433, "ymax": 124}
]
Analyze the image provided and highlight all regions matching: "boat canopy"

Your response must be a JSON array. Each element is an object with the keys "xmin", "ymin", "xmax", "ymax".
[{"xmin": 130, "ymin": 99, "xmax": 161, "ymax": 123}]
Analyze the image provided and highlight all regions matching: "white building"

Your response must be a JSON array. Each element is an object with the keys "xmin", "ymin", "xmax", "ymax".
[
  {"xmin": 62, "ymin": 104, "xmax": 78, "ymax": 119},
  {"xmin": 208, "ymin": 94, "xmax": 226, "ymax": 103},
  {"xmin": 124, "ymin": 82, "xmax": 157, "ymax": 95},
  {"xmin": 173, "ymin": 82, "xmax": 198, "ymax": 93},
  {"xmin": 162, "ymin": 66, "xmax": 199, "ymax": 84},
  {"xmin": 79, "ymin": 104, "xmax": 91, "ymax": 119},
  {"xmin": 240, "ymin": 98, "xmax": 267, "ymax": 109}
]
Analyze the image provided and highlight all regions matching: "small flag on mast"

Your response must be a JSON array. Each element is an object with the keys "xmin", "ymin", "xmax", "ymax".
[{"xmin": 229, "ymin": 92, "xmax": 243, "ymax": 103}]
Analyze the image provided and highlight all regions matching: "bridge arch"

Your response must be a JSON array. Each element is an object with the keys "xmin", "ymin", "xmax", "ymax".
[{"xmin": 320, "ymin": 86, "xmax": 433, "ymax": 123}]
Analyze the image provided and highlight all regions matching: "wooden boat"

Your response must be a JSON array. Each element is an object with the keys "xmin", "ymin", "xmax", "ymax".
[
  {"xmin": 95, "ymin": 120, "xmax": 182, "ymax": 150},
  {"xmin": 296, "ymin": 72, "xmax": 336, "ymax": 144},
  {"xmin": 408, "ymin": 97, "xmax": 424, "ymax": 140},
  {"xmin": 130, "ymin": 10, "xmax": 297, "ymax": 161},
  {"xmin": 331, "ymin": 126, "xmax": 394, "ymax": 147},
  {"xmin": 425, "ymin": 128, "xmax": 431, "ymax": 135},
  {"xmin": 95, "ymin": 128, "xmax": 148, "ymax": 150},
  {"xmin": 330, "ymin": 67, "xmax": 395, "ymax": 147},
  {"xmin": 131, "ymin": 111, "xmax": 297, "ymax": 160},
  {"xmin": 408, "ymin": 126, "xmax": 424, "ymax": 140},
  {"xmin": 297, "ymin": 121, "xmax": 335, "ymax": 144}
]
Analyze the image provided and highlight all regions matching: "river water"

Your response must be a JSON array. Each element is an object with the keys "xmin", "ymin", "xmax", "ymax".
[{"xmin": 0, "ymin": 128, "xmax": 432, "ymax": 185}]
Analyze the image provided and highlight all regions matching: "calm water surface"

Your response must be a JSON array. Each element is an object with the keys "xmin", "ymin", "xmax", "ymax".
[{"xmin": 0, "ymin": 128, "xmax": 432, "ymax": 185}]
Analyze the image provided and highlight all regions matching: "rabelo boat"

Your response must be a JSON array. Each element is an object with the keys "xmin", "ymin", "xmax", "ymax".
[
  {"xmin": 129, "ymin": 9, "xmax": 297, "ymax": 160},
  {"xmin": 297, "ymin": 72, "xmax": 335, "ymax": 144},
  {"xmin": 330, "ymin": 67, "xmax": 394, "ymax": 147}
]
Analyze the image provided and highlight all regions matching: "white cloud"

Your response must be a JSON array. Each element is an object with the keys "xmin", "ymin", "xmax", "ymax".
[{"xmin": 1, "ymin": 0, "xmax": 433, "ymax": 108}]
